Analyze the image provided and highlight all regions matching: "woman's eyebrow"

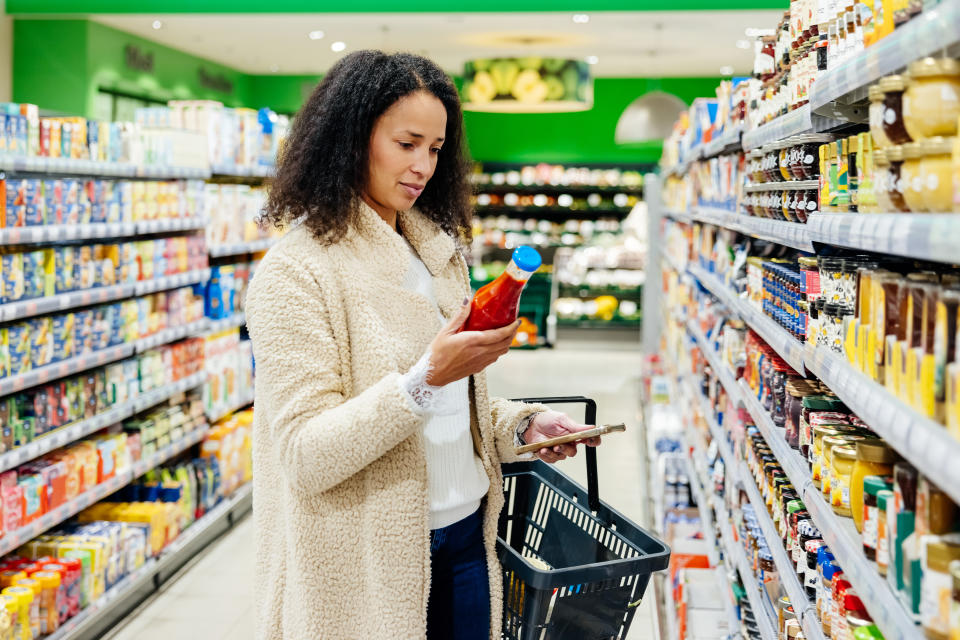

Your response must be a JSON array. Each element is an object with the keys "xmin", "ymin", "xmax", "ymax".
[{"xmin": 402, "ymin": 130, "xmax": 445, "ymax": 142}]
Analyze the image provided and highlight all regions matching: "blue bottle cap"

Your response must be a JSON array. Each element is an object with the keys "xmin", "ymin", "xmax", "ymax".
[{"xmin": 512, "ymin": 246, "xmax": 542, "ymax": 273}]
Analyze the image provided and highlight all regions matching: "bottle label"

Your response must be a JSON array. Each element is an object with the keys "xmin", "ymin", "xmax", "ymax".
[{"xmin": 863, "ymin": 505, "xmax": 879, "ymax": 550}]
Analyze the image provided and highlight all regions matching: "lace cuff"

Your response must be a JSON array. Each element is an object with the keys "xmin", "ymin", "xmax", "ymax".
[{"xmin": 398, "ymin": 352, "xmax": 459, "ymax": 415}]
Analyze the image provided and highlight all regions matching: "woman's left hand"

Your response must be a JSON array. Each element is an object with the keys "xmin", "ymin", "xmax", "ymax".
[{"xmin": 525, "ymin": 410, "xmax": 601, "ymax": 464}]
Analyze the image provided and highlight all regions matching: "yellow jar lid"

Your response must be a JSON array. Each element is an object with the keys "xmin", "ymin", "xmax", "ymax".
[
  {"xmin": 0, "ymin": 587, "xmax": 31, "ymax": 605},
  {"xmin": 902, "ymin": 142, "xmax": 923, "ymax": 159},
  {"xmin": 834, "ymin": 445, "xmax": 858, "ymax": 461},
  {"xmin": 879, "ymin": 74, "xmax": 907, "ymax": 92},
  {"xmin": 868, "ymin": 84, "xmax": 884, "ymax": 101},
  {"xmin": 874, "ymin": 148, "xmax": 889, "ymax": 165},
  {"xmin": 886, "ymin": 145, "xmax": 904, "ymax": 162},
  {"xmin": 12, "ymin": 579, "xmax": 39, "ymax": 597},
  {"xmin": 920, "ymin": 136, "xmax": 955, "ymax": 156},
  {"xmin": 856, "ymin": 440, "xmax": 899, "ymax": 464},
  {"xmin": 31, "ymin": 572, "xmax": 59, "ymax": 590},
  {"xmin": 926, "ymin": 538, "xmax": 960, "ymax": 573},
  {"xmin": 907, "ymin": 57, "xmax": 960, "ymax": 79}
]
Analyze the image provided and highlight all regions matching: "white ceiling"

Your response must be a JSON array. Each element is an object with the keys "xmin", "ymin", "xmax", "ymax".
[{"xmin": 91, "ymin": 10, "xmax": 783, "ymax": 78}]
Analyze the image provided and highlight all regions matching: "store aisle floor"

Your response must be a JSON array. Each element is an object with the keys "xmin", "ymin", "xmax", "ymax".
[{"xmin": 105, "ymin": 338, "xmax": 653, "ymax": 640}]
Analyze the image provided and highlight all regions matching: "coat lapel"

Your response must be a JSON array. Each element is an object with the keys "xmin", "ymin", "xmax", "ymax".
[{"xmin": 398, "ymin": 209, "xmax": 468, "ymax": 320}]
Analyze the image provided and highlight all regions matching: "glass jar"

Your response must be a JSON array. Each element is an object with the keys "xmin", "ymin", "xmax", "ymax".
[
  {"xmin": 862, "ymin": 476, "xmax": 894, "ymax": 561},
  {"xmin": 877, "ymin": 489, "xmax": 894, "ymax": 576},
  {"xmin": 822, "ymin": 435, "xmax": 868, "ymax": 501},
  {"xmin": 869, "ymin": 84, "xmax": 892, "ymax": 149},
  {"xmin": 880, "ymin": 75, "xmax": 913, "ymax": 145},
  {"xmin": 820, "ymin": 256, "xmax": 845, "ymax": 304},
  {"xmin": 759, "ymin": 547, "xmax": 779, "ymax": 599},
  {"xmin": 903, "ymin": 57, "xmax": 960, "ymax": 140},
  {"xmin": 920, "ymin": 136, "xmax": 955, "ymax": 212},
  {"xmin": 780, "ymin": 144, "xmax": 795, "ymax": 181},
  {"xmin": 796, "ymin": 519, "xmax": 822, "ymax": 570},
  {"xmin": 921, "ymin": 538, "xmax": 960, "ymax": 639},
  {"xmin": 918, "ymin": 475, "xmax": 959, "ymax": 536},
  {"xmin": 832, "ymin": 578, "xmax": 854, "ymax": 639},
  {"xmin": 873, "ymin": 147, "xmax": 894, "ymax": 212},
  {"xmin": 812, "ymin": 426, "xmax": 844, "ymax": 487},
  {"xmin": 886, "ymin": 144, "xmax": 912, "ymax": 212},
  {"xmin": 902, "ymin": 141, "xmax": 926, "ymax": 212},
  {"xmin": 805, "ymin": 539, "xmax": 825, "ymax": 600},
  {"xmin": 831, "ymin": 445, "xmax": 858, "ymax": 516},
  {"xmin": 851, "ymin": 440, "xmax": 899, "ymax": 531},
  {"xmin": 844, "ymin": 592, "xmax": 874, "ymax": 639}
]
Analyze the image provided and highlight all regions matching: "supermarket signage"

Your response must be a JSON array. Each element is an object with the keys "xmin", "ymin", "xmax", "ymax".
[
  {"xmin": 124, "ymin": 45, "xmax": 155, "ymax": 73},
  {"xmin": 198, "ymin": 68, "xmax": 234, "ymax": 94}
]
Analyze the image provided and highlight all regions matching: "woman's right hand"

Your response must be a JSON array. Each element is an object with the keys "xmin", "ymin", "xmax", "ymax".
[{"xmin": 425, "ymin": 302, "xmax": 519, "ymax": 387}]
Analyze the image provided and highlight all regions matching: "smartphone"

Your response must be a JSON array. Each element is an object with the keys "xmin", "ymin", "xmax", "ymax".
[{"xmin": 514, "ymin": 423, "xmax": 626, "ymax": 455}]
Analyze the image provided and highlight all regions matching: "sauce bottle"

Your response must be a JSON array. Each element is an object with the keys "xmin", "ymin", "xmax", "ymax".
[{"xmin": 463, "ymin": 246, "xmax": 542, "ymax": 332}]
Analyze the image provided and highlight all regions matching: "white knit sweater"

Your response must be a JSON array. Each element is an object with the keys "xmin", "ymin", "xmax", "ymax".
[{"xmin": 401, "ymin": 239, "xmax": 490, "ymax": 530}]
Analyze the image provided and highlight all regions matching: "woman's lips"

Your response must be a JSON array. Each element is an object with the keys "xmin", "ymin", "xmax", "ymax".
[{"xmin": 401, "ymin": 183, "xmax": 424, "ymax": 198}]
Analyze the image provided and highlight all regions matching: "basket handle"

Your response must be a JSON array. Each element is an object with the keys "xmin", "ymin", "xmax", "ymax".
[{"xmin": 510, "ymin": 395, "xmax": 601, "ymax": 514}]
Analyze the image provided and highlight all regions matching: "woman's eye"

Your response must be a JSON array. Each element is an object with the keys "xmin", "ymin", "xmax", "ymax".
[
  {"xmin": 431, "ymin": 148, "xmax": 442, "ymax": 154},
  {"xmin": 398, "ymin": 142, "xmax": 414, "ymax": 149}
]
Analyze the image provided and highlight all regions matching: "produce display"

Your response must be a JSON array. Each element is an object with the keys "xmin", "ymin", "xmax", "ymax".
[{"xmin": 462, "ymin": 58, "xmax": 590, "ymax": 108}]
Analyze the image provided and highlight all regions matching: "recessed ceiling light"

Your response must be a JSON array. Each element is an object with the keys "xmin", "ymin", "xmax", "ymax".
[
  {"xmin": 736, "ymin": 39, "xmax": 751, "ymax": 49},
  {"xmin": 308, "ymin": 30, "xmax": 325, "ymax": 40},
  {"xmin": 586, "ymin": 56, "xmax": 599, "ymax": 65},
  {"xmin": 152, "ymin": 20, "xmax": 162, "ymax": 30},
  {"xmin": 270, "ymin": 64, "xmax": 280, "ymax": 73},
  {"xmin": 719, "ymin": 65, "xmax": 735, "ymax": 75},
  {"xmin": 331, "ymin": 41, "xmax": 346, "ymax": 52},
  {"xmin": 572, "ymin": 14, "xmax": 590, "ymax": 24}
]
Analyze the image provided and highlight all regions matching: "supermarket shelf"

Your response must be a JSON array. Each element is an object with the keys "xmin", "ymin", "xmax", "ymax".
[
  {"xmin": 0, "ymin": 154, "xmax": 210, "ymax": 179},
  {"xmin": 809, "ymin": 0, "xmax": 960, "ymax": 112},
  {"xmin": 134, "ymin": 217, "xmax": 208, "ymax": 235},
  {"xmin": 737, "ymin": 462, "xmax": 823, "ymax": 640},
  {"xmin": 803, "ymin": 345, "xmax": 960, "ymax": 506},
  {"xmin": 738, "ymin": 379, "xmax": 810, "ymax": 491},
  {"xmin": 702, "ymin": 126, "xmax": 745, "ymax": 159},
  {"xmin": 207, "ymin": 388, "xmax": 254, "ymax": 423},
  {"xmin": 475, "ymin": 183, "xmax": 643, "ymax": 196},
  {"xmin": 134, "ymin": 318, "xmax": 210, "ymax": 352},
  {"xmin": 210, "ymin": 164, "xmax": 275, "ymax": 178},
  {"xmin": 205, "ymin": 312, "xmax": 246, "ymax": 334},
  {"xmin": 474, "ymin": 206, "xmax": 631, "ymax": 218},
  {"xmin": 133, "ymin": 268, "xmax": 210, "ymax": 296},
  {"xmin": 686, "ymin": 320, "xmax": 745, "ymax": 420},
  {"xmin": 743, "ymin": 180, "xmax": 819, "ymax": 193},
  {"xmin": 0, "ymin": 284, "xmax": 135, "ymax": 323},
  {"xmin": 802, "ymin": 487, "xmax": 918, "ymax": 640},
  {"xmin": 557, "ymin": 285, "xmax": 643, "ymax": 300},
  {"xmin": 682, "ymin": 440, "xmax": 720, "ymax": 567},
  {"xmin": 0, "ymin": 372, "xmax": 207, "ymax": 473},
  {"xmin": 556, "ymin": 318, "xmax": 641, "ymax": 329},
  {"xmin": 664, "ymin": 207, "xmax": 817, "ymax": 253},
  {"xmin": 717, "ymin": 499, "xmax": 778, "ymax": 640},
  {"xmin": 0, "ymin": 218, "xmax": 206, "ymax": 245},
  {"xmin": 0, "ymin": 343, "xmax": 135, "ymax": 396},
  {"xmin": 805, "ymin": 213, "xmax": 960, "ymax": 265},
  {"xmin": 208, "ymin": 238, "xmax": 275, "ymax": 258},
  {"xmin": 743, "ymin": 105, "xmax": 815, "ymax": 151},
  {"xmin": 45, "ymin": 483, "xmax": 252, "ymax": 640},
  {"xmin": 0, "ymin": 425, "xmax": 209, "ymax": 555}
]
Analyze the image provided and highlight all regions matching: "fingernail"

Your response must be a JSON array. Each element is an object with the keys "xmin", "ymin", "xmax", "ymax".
[{"xmin": 462, "ymin": 297, "xmax": 469, "ymax": 306}]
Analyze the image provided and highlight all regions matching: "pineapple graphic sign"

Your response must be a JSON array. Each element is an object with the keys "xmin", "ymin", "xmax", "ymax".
[{"xmin": 462, "ymin": 58, "xmax": 593, "ymax": 112}]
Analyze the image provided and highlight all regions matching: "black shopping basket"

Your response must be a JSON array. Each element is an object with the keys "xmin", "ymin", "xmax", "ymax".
[{"xmin": 498, "ymin": 396, "xmax": 671, "ymax": 640}]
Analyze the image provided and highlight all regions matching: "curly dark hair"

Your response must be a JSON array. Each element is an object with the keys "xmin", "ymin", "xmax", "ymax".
[{"xmin": 262, "ymin": 50, "xmax": 473, "ymax": 244}]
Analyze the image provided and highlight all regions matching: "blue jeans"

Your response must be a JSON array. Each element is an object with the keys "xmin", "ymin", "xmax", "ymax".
[{"xmin": 428, "ymin": 509, "xmax": 491, "ymax": 640}]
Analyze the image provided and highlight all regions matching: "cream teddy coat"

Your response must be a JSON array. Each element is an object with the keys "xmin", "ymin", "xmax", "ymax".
[{"xmin": 245, "ymin": 203, "xmax": 546, "ymax": 640}]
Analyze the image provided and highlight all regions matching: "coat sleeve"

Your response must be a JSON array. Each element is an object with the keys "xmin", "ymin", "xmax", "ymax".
[
  {"xmin": 245, "ymin": 252, "xmax": 425, "ymax": 496},
  {"xmin": 488, "ymin": 396, "xmax": 548, "ymax": 464}
]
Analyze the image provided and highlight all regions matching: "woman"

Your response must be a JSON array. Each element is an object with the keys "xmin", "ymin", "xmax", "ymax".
[{"xmin": 245, "ymin": 50, "xmax": 600, "ymax": 640}]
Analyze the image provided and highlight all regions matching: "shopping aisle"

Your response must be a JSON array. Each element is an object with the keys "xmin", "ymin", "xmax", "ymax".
[{"xmin": 104, "ymin": 338, "xmax": 652, "ymax": 640}]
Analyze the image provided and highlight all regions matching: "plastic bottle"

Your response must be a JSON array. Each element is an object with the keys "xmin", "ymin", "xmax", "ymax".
[{"xmin": 463, "ymin": 246, "xmax": 542, "ymax": 332}]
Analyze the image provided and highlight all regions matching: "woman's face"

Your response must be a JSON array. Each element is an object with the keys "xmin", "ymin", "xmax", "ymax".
[{"xmin": 363, "ymin": 90, "xmax": 447, "ymax": 222}]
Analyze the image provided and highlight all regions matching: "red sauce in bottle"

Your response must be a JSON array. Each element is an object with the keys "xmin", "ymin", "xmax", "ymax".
[{"xmin": 463, "ymin": 246, "xmax": 541, "ymax": 332}]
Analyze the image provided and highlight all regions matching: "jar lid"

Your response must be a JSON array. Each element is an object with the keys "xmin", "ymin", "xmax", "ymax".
[
  {"xmin": 907, "ymin": 56, "xmax": 960, "ymax": 79},
  {"xmin": 867, "ymin": 84, "xmax": 884, "ymax": 101},
  {"xmin": 787, "ymin": 500, "xmax": 806, "ymax": 513},
  {"xmin": 874, "ymin": 148, "xmax": 889, "ymax": 165},
  {"xmin": 879, "ymin": 74, "xmax": 907, "ymax": 92},
  {"xmin": 920, "ymin": 136, "xmax": 955, "ymax": 156},
  {"xmin": 12, "ymin": 578, "xmax": 39, "ymax": 596},
  {"xmin": 779, "ymin": 595, "xmax": 794, "ymax": 613},
  {"xmin": 823, "ymin": 302, "xmax": 841, "ymax": 315},
  {"xmin": 856, "ymin": 440, "xmax": 899, "ymax": 464},
  {"xmin": 818, "ymin": 256, "xmax": 843, "ymax": 269},
  {"xmin": 902, "ymin": 142, "xmax": 922, "ymax": 159},
  {"xmin": 877, "ymin": 489, "xmax": 894, "ymax": 510},
  {"xmin": 806, "ymin": 539, "xmax": 825, "ymax": 553},
  {"xmin": 886, "ymin": 145, "xmax": 904, "ymax": 162},
  {"xmin": 843, "ymin": 591, "xmax": 868, "ymax": 615},
  {"xmin": 822, "ymin": 560, "xmax": 842, "ymax": 580},
  {"xmin": 31, "ymin": 572, "xmax": 60, "ymax": 590},
  {"xmin": 864, "ymin": 475, "xmax": 894, "ymax": 497},
  {"xmin": 841, "ymin": 259, "xmax": 861, "ymax": 274},
  {"xmin": 924, "ymin": 539, "xmax": 960, "ymax": 572},
  {"xmin": 0, "ymin": 586, "xmax": 32, "ymax": 605},
  {"xmin": 798, "ymin": 256, "xmax": 818, "ymax": 268},
  {"xmin": 798, "ymin": 520, "xmax": 821, "ymax": 537},
  {"xmin": 834, "ymin": 445, "xmax": 858, "ymax": 461}
]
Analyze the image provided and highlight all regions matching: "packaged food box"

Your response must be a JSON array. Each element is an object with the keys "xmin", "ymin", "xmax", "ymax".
[
  {"xmin": 6, "ymin": 322, "xmax": 31, "ymax": 376},
  {"xmin": 29, "ymin": 317, "xmax": 52, "ymax": 368}
]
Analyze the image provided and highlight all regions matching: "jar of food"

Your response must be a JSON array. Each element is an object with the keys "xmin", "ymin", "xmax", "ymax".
[
  {"xmin": 30, "ymin": 572, "xmax": 58, "ymax": 635},
  {"xmin": 877, "ymin": 489, "xmax": 894, "ymax": 576},
  {"xmin": 862, "ymin": 476, "xmax": 894, "ymax": 562},
  {"xmin": 920, "ymin": 136, "xmax": 955, "ymax": 212},
  {"xmin": 820, "ymin": 256, "xmax": 845, "ymax": 304},
  {"xmin": 903, "ymin": 58, "xmax": 960, "ymax": 140},
  {"xmin": 822, "ymin": 435, "xmax": 869, "ymax": 500},
  {"xmin": 812, "ymin": 426, "xmax": 845, "ymax": 486},
  {"xmin": 820, "ymin": 558, "xmax": 841, "ymax": 632},
  {"xmin": 844, "ymin": 591, "xmax": 875, "ymax": 638},
  {"xmin": 922, "ymin": 538, "xmax": 960, "ymax": 639},
  {"xmin": 852, "ymin": 440, "xmax": 899, "ymax": 531},
  {"xmin": 840, "ymin": 259, "xmax": 860, "ymax": 308},
  {"xmin": 796, "ymin": 519, "xmax": 822, "ymax": 569},
  {"xmin": 869, "ymin": 84, "xmax": 892, "ymax": 149},
  {"xmin": 902, "ymin": 141, "xmax": 926, "ymax": 212},
  {"xmin": 805, "ymin": 539, "xmax": 825, "ymax": 600},
  {"xmin": 918, "ymin": 475, "xmax": 959, "ymax": 537},
  {"xmin": 831, "ymin": 445, "xmax": 859, "ymax": 516},
  {"xmin": 880, "ymin": 75, "xmax": 913, "ymax": 145},
  {"xmin": 873, "ymin": 148, "xmax": 894, "ymax": 211},
  {"xmin": 832, "ymin": 578, "xmax": 853, "ymax": 638},
  {"xmin": 886, "ymin": 144, "xmax": 911, "ymax": 211}
]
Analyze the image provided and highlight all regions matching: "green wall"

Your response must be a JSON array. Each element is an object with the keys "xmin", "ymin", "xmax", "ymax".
[
  {"xmin": 12, "ymin": 19, "xmax": 719, "ymax": 165},
  {"xmin": 463, "ymin": 77, "xmax": 720, "ymax": 166}
]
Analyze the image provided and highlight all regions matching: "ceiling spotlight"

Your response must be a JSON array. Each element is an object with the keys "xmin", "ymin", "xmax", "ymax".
[
  {"xmin": 331, "ymin": 41, "xmax": 346, "ymax": 52},
  {"xmin": 736, "ymin": 39, "xmax": 751, "ymax": 49},
  {"xmin": 152, "ymin": 20, "xmax": 162, "ymax": 30},
  {"xmin": 586, "ymin": 55, "xmax": 599, "ymax": 65},
  {"xmin": 572, "ymin": 13, "xmax": 590, "ymax": 23},
  {"xmin": 308, "ymin": 30, "xmax": 325, "ymax": 40},
  {"xmin": 719, "ymin": 65, "xmax": 735, "ymax": 75}
]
